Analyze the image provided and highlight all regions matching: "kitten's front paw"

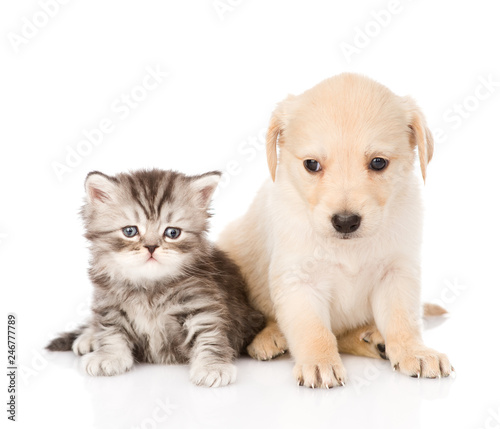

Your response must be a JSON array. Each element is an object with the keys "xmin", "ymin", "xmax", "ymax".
[
  {"xmin": 388, "ymin": 343, "xmax": 453, "ymax": 378},
  {"xmin": 190, "ymin": 363, "xmax": 237, "ymax": 387},
  {"xmin": 72, "ymin": 331, "xmax": 95, "ymax": 356},
  {"xmin": 293, "ymin": 357, "xmax": 347, "ymax": 389},
  {"xmin": 82, "ymin": 351, "xmax": 133, "ymax": 376}
]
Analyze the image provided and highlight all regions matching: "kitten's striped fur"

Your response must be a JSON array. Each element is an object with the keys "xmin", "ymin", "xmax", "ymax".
[{"xmin": 47, "ymin": 169, "xmax": 264, "ymax": 387}]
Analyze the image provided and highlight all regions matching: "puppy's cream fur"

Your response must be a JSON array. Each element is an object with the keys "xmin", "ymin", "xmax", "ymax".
[{"xmin": 218, "ymin": 74, "xmax": 451, "ymax": 388}]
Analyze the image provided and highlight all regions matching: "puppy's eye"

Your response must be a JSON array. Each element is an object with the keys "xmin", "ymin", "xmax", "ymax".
[
  {"xmin": 370, "ymin": 158, "xmax": 388, "ymax": 171},
  {"xmin": 304, "ymin": 159, "xmax": 321, "ymax": 173},
  {"xmin": 122, "ymin": 226, "xmax": 138, "ymax": 237},
  {"xmin": 164, "ymin": 227, "xmax": 181, "ymax": 240}
]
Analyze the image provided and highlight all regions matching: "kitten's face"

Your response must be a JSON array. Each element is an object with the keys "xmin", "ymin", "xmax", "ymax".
[{"xmin": 82, "ymin": 169, "xmax": 220, "ymax": 284}]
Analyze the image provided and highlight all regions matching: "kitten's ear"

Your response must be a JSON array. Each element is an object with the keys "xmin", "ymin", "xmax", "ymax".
[
  {"xmin": 85, "ymin": 172, "xmax": 117, "ymax": 204},
  {"xmin": 190, "ymin": 171, "xmax": 221, "ymax": 209}
]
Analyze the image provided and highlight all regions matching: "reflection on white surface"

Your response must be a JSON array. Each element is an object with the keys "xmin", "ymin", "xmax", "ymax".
[
  {"xmin": 15, "ymin": 286, "xmax": 500, "ymax": 429},
  {"xmin": 20, "ymin": 309, "xmax": 490, "ymax": 429}
]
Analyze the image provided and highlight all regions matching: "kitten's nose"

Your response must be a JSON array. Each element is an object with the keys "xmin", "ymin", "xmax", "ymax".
[{"xmin": 144, "ymin": 245, "xmax": 159, "ymax": 255}]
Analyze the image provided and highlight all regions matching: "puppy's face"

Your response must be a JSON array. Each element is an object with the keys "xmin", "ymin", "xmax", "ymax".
[{"xmin": 267, "ymin": 74, "xmax": 434, "ymax": 240}]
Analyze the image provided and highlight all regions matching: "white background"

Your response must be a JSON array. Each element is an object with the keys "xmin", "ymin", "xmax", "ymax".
[{"xmin": 1, "ymin": 1, "xmax": 500, "ymax": 428}]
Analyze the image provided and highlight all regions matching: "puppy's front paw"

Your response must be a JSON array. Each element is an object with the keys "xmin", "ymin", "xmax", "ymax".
[
  {"xmin": 190, "ymin": 363, "xmax": 236, "ymax": 387},
  {"xmin": 247, "ymin": 324, "xmax": 288, "ymax": 361},
  {"xmin": 81, "ymin": 351, "xmax": 133, "ymax": 376},
  {"xmin": 389, "ymin": 344, "xmax": 452, "ymax": 378},
  {"xmin": 293, "ymin": 358, "xmax": 347, "ymax": 389}
]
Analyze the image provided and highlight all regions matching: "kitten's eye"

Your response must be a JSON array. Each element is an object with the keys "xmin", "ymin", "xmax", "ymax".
[
  {"xmin": 304, "ymin": 159, "xmax": 321, "ymax": 173},
  {"xmin": 164, "ymin": 227, "xmax": 181, "ymax": 240},
  {"xmin": 370, "ymin": 158, "xmax": 388, "ymax": 171},
  {"xmin": 122, "ymin": 226, "xmax": 138, "ymax": 237}
]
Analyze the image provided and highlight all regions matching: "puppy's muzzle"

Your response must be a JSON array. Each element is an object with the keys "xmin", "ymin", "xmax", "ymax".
[{"xmin": 332, "ymin": 213, "xmax": 361, "ymax": 234}]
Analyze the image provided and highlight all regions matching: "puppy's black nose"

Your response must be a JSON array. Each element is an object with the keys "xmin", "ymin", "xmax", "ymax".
[
  {"xmin": 145, "ymin": 245, "xmax": 159, "ymax": 255},
  {"xmin": 332, "ymin": 213, "xmax": 361, "ymax": 233}
]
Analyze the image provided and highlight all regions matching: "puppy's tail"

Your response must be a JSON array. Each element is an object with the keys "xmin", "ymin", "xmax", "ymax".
[
  {"xmin": 46, "ymin": 327, "xmax": 84, "ymax": 352},
  {"xmin": 423, "ymin": 303, "xmax": 448, "ymax": 317}
]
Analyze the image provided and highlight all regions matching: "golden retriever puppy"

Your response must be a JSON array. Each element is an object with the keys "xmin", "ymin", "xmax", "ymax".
[{"xmin": 218, "ymin": 73, "xmax": 452, "ymax": 388}]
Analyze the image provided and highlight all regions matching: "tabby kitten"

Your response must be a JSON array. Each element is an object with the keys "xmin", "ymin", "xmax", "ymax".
[{"xmin": 47, "ymin": 169, "xmax": 264, "ymax": 387}]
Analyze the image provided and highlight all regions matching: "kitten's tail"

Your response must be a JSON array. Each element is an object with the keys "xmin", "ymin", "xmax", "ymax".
[{"xmin": 46, "ymin": 328, "xmax": 83, "ymax": 352}]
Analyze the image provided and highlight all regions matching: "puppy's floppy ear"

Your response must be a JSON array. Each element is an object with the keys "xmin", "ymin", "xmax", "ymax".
[
  {"xmin": 266, "ymin": 95, "xmax": 295, "ymax": 181},
  {"xmin": 190, "ymin": 171, "xmax": 221, "ymax": 209},
  {"xmin": 85, "ymin": 171, "xmax": 118, "ymax": 204},
  {"xmin": 402, "ymin": 96, "xmax": 434, "ymax": 182}
]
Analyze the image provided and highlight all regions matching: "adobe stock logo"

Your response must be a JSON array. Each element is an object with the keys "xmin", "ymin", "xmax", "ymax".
[
  {"xmin": 433, "ymin": 75, "xmax": 499, "ymax": 146},
  {"xmin": 130, "ymin": 397, "xmax": 178, "ymax": 429},
  {"xmin": 339, "ymin": 0, "xmax": 410, "ymax": 64},
  {"xmin": 51, "ymin": 65, "xmax": 168, "ymax": 182},
  {"xmin": 6, "ymin": 0, "xmax": 71, "ymax": 54},
  {"xmin": 212, "ymin": 0, "xmax": 243, "ymax": 21},
  {"xmin": 477, "ymin": 406, "xmax": 500, "ymax": 429}
]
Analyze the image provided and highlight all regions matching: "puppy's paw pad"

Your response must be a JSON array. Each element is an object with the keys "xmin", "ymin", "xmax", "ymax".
[
  {"xmin": 293, "ymin": 361, "xmax": 347, "ymax": 389},
  {"xmin": 190, "ymin": 363, "xmax": 236, "ymax": 387},
  {"xmin": 81, "ymin": 351, "xmax": 133, "ymax": 376},
  {"xmin": 247, "ymin": 327, "xmax": 287, "ymax": 361}
]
